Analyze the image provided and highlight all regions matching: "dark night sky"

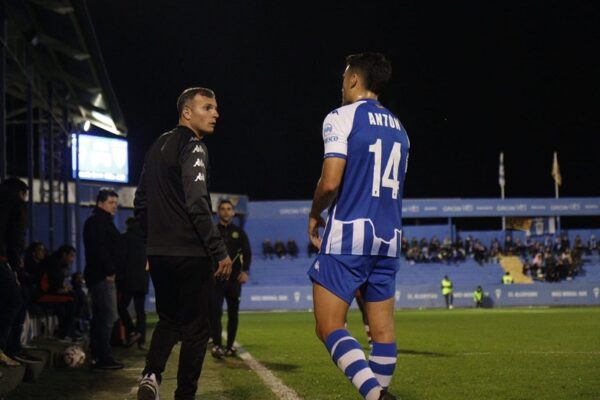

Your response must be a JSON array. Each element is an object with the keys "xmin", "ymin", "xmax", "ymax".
[{"xmin": 86, "ymin": 0, "xmax": 599, "ymax": 200}]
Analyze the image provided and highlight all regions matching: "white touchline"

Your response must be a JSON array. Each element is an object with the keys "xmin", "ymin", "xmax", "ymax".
[{"xmin": 234, "ymin": 340, "xmax": 303, "ymax": 400}]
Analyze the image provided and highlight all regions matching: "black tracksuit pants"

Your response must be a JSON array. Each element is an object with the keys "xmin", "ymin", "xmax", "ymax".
[
  {"xmin": 210, "ymin": 278, "xmax": 241, "ymax": 349},
  {"xmin": 143, "ymin": 255, "xmax": 213, "ymax": 400}
]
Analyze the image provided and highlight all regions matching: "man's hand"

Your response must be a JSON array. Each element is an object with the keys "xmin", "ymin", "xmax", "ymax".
[
  {"xmin": 238, "ymin": 271, "xmax": 249, "ymax": 284},
  {"xmin": 106, "ymin": 274, "xmax": 116, "ymax": 283},
  {"xmin": 214, "ymin": 256, "xmax": 232, "ymax": 280},
  {"xmin": 308, "ymin": 213, "xmax": 326, "ymax": 250}
]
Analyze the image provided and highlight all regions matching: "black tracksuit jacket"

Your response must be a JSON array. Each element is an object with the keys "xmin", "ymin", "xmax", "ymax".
[{"xmin": 134, "ymin": 125, "xmax": 227, "ymax": 261}]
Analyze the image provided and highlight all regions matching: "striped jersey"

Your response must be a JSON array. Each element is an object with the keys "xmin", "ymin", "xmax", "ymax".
[{"xmin": 320, "ymin": 98, "xmax": 410, "ymax": 258}]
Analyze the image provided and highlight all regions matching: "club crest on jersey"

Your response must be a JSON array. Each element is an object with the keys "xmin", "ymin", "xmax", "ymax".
[
  {"xmin": 314, "ymin": 261, "xmax": 320, "ymax": 272},
  {"xmin": 323, "ymin": 123, "xmax": 333, "ymax": 135}
]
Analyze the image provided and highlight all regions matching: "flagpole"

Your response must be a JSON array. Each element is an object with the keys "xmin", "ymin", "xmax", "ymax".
[
  {"xmin": 499, "ymin": 152, "xmax": 506, "ymax": 232},
  {"xmin": 553, "ymin": 151, "xmax": 561, "ymax": 234}
]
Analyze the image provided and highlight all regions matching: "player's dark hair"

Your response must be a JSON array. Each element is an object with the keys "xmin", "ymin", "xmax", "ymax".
[
  {"xmin": 345, "ymin": 53, "xmax": 391, "ymax": 95},
  {"xmin": 96, "ymin": 188, "xmax": 118, "ymax": 204},
  {"xmin": 218, "ymin": 199, "xmax": 234, "ymax": 209},
  {"xmin": 177, "ymin": 87, "xmax": 216, "ymax": 117}
]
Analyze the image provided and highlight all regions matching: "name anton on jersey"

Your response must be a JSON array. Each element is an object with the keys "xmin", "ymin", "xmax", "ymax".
[{"xmin": 368, "ymin": 112, "xmax": 401, "ymax": 130}]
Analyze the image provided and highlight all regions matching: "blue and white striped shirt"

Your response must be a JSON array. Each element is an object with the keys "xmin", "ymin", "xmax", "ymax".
[{"xmin": 320, "ymin": 99, "xmax": 410, "ymax": 258}]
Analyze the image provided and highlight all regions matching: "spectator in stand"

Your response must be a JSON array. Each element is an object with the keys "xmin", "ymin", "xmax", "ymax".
[
  {"xmin": 454, "ymin": 238, "xmax": 466, "ymax": 261},
  {"xmin": 504, "ymin": 235, "xmax": 515, "ymax": 255},
  {"xmin": 274, "ymin": 240, "xmax": 286, "ymax": 259},
  {"xmin": 117, "ymin": 217, "xmax": 148, "ymax": 349},
  {"xmin": 473, "ymin": 239, "xmax": 488, "ymax": 266},
  {"xmin": 439, "ymin": 236, "xmax": 453, "ymax": 264},
  {"xmin": 37, "ymin": 245, "xmax": 78, "ymax": 340},
  {"xmin": 287, "ymin": 238, "xmax": 299, "ymax": 259},
  {"xmin": 489, "ymin": 238, "xmax": 501, "ymax": 263},
  {"xmin": 307, "ymin": 242, "xmax": 319, "ymax": 257},
  {"xmin": 553, "ymin": 236, "xmax": 563, "ymax": 254},
  {"xmin": 561, "ymin": 234, "xmax": 570, "ymax": 250},
  {"xmin": 543, "ymin": 235, "xmax": 553, "ymax": 249},
  {"xmin": 262, "ymin": 239, "xmax": 274, "ymax": 260},
  {"xmin": 514, "ymin": 238, "xmax": 526, "ymax": 258},
  {"xmin": 573, "ymin": 235, "xmax": 585, "ymax": 257},
  {"xmin": 429, "ymin": 237, "xmax": 440, "ymax": 260},
  {"xmin": 400, "ymin": 236, "xmax": 409, "ymax": 257},
  {"xmin": 465, "ymin": 235, "xmax": 474, "ymax": 256},
  {"xmin": 588, "ymin": 235, "xmax": 597, "ymax": 255}
]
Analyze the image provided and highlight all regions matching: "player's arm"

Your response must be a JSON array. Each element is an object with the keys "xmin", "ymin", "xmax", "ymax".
[
  {"xmin": 308, "ymin": 109, "xmax": 350, "ymax": 249},
  {"xmin": 308, "ymin": 157, "xmax": 346, "ymax": 249}
]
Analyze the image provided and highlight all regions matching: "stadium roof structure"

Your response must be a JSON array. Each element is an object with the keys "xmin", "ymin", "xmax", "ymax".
[{"xmin": 3, "ymin": 0, "xmax": 127, "ymax": 136}]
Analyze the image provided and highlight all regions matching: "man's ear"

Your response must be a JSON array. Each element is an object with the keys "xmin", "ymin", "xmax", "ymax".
[
  {"xmin": 349, "ymin": 73, "xmax": 360, "ymax": 89},
  {"xmin": 182, "ymin": 106, "xmax": 191, "ymax": 121}
]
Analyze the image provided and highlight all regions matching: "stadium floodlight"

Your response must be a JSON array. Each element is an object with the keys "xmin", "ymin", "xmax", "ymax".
[{"xmin": 83, "ymin": 120, "xmax": 91, "ymax": 131}]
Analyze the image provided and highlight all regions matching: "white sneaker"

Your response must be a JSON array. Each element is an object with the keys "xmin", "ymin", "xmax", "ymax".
[{"xmin": 138, "ymin": 373, "xmax": 159, "ymax": 400}]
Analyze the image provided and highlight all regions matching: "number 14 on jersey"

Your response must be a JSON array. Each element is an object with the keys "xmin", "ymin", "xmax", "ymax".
[{"xmin": 368, "ymin": 139, "xmax": 403, "ymax": 199}]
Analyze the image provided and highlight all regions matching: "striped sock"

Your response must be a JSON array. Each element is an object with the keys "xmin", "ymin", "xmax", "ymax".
[
  {"xmin": 369, "ymin": 342, "xmax": 397, "ymax": 389},
  {"xmin": 325, "ymin": 329, "xmax": 382, "ymax": 400}
]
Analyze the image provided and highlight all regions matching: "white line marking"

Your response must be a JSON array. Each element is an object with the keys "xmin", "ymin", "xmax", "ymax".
[
  {"xmin": 234, "ymin": 340, "xmax": 303, "ymax": 400},
  {"xmin": 457, "ymin": 351, "xmax": 600, "ymax": 356}
]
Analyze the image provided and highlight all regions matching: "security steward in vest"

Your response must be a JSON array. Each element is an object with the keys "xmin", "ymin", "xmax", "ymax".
[
  {"xmin": 473, "ymin": 285, "xmax": 484, "ymax": 308},
  {"xmin": 502, "ymin": 271, "xmax": 514, "ymax": 284},
  {"xmin": 441, "ymin": 275, "xmax": 454, "ymax": 309},
  {"xmin": 210, "ymin": 199, "xmax": 252, "ymax": 358}
]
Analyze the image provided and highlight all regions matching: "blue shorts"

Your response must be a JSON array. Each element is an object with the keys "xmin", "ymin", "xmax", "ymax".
[{"xmin": 307, "ymin": 253, "xmax": 400, "ymax": 304}]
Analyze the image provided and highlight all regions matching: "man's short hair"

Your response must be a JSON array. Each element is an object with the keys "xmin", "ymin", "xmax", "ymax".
[
  {"xmin": 1, "ymin": 177, "xmax": 28, "ymax": 193},
  {"xmin": 96, "ymin": 189, "xmax": 118, "ymax": 204},
  {"xmin": 57, "ymin": 244, "xmax": 76, "ymax": 256},
  {"xmin": 345, "ymin": 53, "xmax": 392, "ymax": 95},
  {"xmin": 177, "ymin": 87, "xmax": 216, "ymax": 117},
  {"xmin": 218, "ymin": 199, "xmax": 234, "ymax": 209}
]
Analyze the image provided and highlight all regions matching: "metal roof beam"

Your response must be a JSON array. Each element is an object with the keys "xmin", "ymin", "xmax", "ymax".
[{"xmin": 28, "ymin": 0, "xmax": 74, "ymax": 15}]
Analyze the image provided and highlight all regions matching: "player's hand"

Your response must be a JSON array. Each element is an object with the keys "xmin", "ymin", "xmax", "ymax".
[
  {"xmin": 238, "ymin": 271, "xmax": 249, "ymax": 284},
  {"xmin": 215, "ymin": 256, "xmax": 232, "ymax": 280},
  {"xmin": 308, "ymin": 213, "xmax": 326, "ymax": 250}
]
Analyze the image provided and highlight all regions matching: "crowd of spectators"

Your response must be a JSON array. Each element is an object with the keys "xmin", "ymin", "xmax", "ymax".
[
  {"xmin": 521, "ymin": 235, "xmax": 587, "ymax": 282},
  {"xmin": 0, "ymin": 182, "xmax": 148, "ymax": 372},
  {"xmin": 262, "ymin": 239, "xmax": 303, "ymax": 260},
  {"xmin": 401, "ymin": 235, "xmax": 495, "ymax": 266}
]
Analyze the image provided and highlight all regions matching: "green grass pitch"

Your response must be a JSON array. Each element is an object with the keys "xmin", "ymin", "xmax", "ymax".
[{"xmin": 8, "ymin": 307, "xmax": 600, "ymax": 399}]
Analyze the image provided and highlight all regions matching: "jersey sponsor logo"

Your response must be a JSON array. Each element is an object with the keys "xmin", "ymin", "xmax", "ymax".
[
  {"xmin": 367, "ymin": 112, "xmax": 402, "ymax": 131},
  {"xmin": 232, "ymin": 231, "xmax": 240, "ymax": 239},
  {"xmin": 193, "ymin": 158, "xmax": 205, "ymax": 168},
  {"xmin": 324, "ymin": 136, "xmax": 339, "ymax": 143},
  {"xmin": 194, "ymin": 172, "xmax": 205, "ymax": 182},
  {"xmin": 192, "ymin": 145, "xmax": 204, "ymax": 154}
]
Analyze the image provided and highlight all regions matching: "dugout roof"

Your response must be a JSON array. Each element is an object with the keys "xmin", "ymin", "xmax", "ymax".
[{"xmin": 4, "ymin": 0, "xmax": 127, "ymax": 136}]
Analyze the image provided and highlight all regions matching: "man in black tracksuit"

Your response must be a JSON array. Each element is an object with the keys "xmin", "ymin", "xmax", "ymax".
[
  {"xmin": 0, "ymin": 178, "xmax": 28, "ymax": 367},
  {"xmin": 84, "ymin": 189, "xmax": 125, "ymax": 370},
  {"xmin": 134, "ymin": 87, "xmax": 232, "ymax": 400},
  {"xmin": 210, "ymin": 199, "xmax": 251, "ymax": 358}
]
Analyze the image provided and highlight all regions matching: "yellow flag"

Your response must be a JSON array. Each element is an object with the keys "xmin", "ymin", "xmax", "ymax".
[
  {"xmin": 552, "ymin": 152, "xmax": 562, "ymax": 186},
  {"xmin": 506, "ymin": 217, "xmax": 532, "ymax": 232}
]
